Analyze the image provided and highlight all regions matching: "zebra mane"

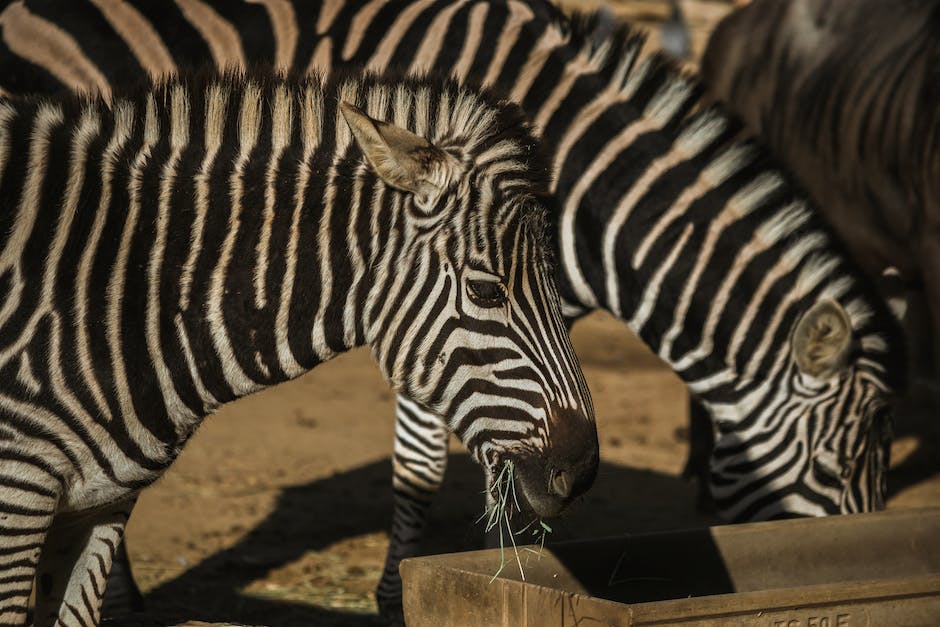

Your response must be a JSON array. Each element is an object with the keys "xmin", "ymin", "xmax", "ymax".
[
  {"xmin": 3, "ymin": 65, "xmax": 556, "ymax": 276},
  {"xmin": 12, "ymin": 65, "xmax": 551, "ymax": 195}
]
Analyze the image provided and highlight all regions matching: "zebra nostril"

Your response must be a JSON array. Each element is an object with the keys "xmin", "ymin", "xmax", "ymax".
[{"xmin": 549, "ymin": 469, "xmax": 571, "ymax": 499}]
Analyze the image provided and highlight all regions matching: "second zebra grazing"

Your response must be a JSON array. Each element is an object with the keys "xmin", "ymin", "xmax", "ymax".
[{"xmin": 0, "ymin": 70, "xmax": 597, "ymax": 626}]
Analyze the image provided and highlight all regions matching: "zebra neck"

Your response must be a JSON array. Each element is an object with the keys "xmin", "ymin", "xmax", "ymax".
[
  {"xmin": 552, "ymin": 113, "xmax": 884, "ymax": 409},
  {"xmin": 133, "ymin": 86, "xmax": 389, "ymax": 409},
  {"xmin": 501, "ymin": 24, "xmax": 899, "ymax": 418}
]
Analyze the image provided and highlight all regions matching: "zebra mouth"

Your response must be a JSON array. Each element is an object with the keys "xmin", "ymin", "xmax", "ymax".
[
  {"xmin": 509, "ymin": 455, "xmax": 595, "ymax": 518},
  {"xmin": 483, "ymin": 456, "xmax": 572, "ymax": 521},
  {"xmin": 480, "ymin": 421, "xmax": 599, "ymax": 519},
  {"xmin": 478, "ymin": 459, "xmax": 537, "ymax": 547}
]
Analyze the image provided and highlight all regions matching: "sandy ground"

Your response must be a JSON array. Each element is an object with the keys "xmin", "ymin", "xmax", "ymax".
[{"xmin": 102, "ymin": 2, "xmax": 940, "ymax": 625}]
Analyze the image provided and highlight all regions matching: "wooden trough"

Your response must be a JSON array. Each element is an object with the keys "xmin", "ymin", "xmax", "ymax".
[{"xmin": 400, "ymin": 507, "xmax": 940, "ymax": 626}]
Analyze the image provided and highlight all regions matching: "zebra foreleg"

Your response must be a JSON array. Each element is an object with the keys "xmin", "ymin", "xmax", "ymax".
[
  {"xmin": 33, "ymin": 497, "xmax": 137, "ymax": 627},
  {"xmin": 376, "ymin": 397, "xmax": 450, "ymax": 623},
  {"xmin": 0, "ymin": 481, "xmax": 57, "ymax": 625}
]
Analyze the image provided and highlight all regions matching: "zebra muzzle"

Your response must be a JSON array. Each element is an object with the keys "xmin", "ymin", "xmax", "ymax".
[{"xmin": 510, "ymin": 422, "xmax": 599, "ymax": 518}]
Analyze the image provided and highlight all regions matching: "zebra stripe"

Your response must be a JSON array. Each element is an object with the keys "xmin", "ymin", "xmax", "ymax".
[
  {"xmin": 89, "ymin": 0, "xmax": 177, "ymax": 80},
  {"xmin": 0, "ymin": 69, "xmax": 596, "ymax": 625},
  {"xmin": 0, "ymin": 0, "xmax": 905, "ymax": 618},
  {"xmin": 0, "ymin": 2, "xmax": 112, "ymax": 97}
]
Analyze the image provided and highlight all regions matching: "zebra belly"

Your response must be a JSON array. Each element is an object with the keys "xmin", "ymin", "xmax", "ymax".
[
  {"xmin": 54, "ymin": 408, "xmax": 199, "ymax": 514},
  {"xmin": 59, "ymin": 481, "xmax": 142, "ymax": 515},
  {"xmin": 0, "ymin": 379, "xmax": 176, "ymax": 515},
  {"xmin": 0, "ymin": 404, "xmax": 155, "ymax": 515}
]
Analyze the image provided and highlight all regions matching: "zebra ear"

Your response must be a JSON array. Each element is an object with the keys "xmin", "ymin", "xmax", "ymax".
[
  {"xmin": 792, "ymin": 300, "xmax": 853, "ymax": 378},
  {"xmin": 340, "ymin": 101, "xmax": 452, "ymax": 204}
]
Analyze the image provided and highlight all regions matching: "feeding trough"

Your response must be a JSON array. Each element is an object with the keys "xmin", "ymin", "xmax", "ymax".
[{"xmin": 401, "ymin": 507, "xmax": 940, "ymax": 626}]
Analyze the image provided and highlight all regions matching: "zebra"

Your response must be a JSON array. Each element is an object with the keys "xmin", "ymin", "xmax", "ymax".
[
  {"xmin": 699, "ymin": 0, "xmax": 938, "ymax": 496},
  {"xmin": 702, "ymin": 0, "xmax": 939, "ymax": 389},
  {"xmin": 0, "ymin": 68, "xmax": 599, "ymax": 626},
  {"xmin": 0, "ymin": 0, "xmax": 906, "ymax": 617}
]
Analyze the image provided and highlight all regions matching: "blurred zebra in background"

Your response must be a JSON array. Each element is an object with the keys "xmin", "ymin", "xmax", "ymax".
[
  {"xmin": 0, "ymin": 0, "xmax": 906, "ymax": 618},
  {"xmin": 0, "ymin": 69, "xmax": 598, "ymax": 626}
]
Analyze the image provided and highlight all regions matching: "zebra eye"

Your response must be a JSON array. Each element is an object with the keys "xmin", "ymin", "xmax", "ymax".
[{"xmin": 467, "ymin": 279, "xmax": 507, "ymax": 308}]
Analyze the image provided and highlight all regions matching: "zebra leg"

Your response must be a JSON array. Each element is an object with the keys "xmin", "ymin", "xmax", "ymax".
[
  {"xmin": 33, "ymin": 497, "xmax": 137, "ymax": 627},
  {"xmin": 100, "ymin": 538, "xmax": 144, "ymax": 618},
  {"xmin": 682, "ymin": 398, "xmax": 716, "ymax": 513},
  {"xmin": 377, "ymin": 397, "xmax": 449, "ymax": 623},
  {"xmin": 0, "ymin": 483, "xmax": 58, "ymax": 625}
]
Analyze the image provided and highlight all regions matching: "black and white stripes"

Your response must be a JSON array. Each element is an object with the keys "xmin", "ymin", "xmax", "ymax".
[
  {"xmin": 0, "ymin": 70, "xmax": 596, "ymax": 626},
  {"xmin": 0, "ymin": 0, "xmax": 907, "ymax": 619}
]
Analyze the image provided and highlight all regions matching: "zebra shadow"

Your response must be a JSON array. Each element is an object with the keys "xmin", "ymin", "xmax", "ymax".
[{"xmin": 103, "ymin": 454, "xmax": 716, "ymax": 627}]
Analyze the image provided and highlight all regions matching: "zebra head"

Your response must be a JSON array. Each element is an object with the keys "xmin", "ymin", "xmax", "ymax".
[
  {"xmin": 708, "ymin": 297, "xmax": 899, "ymax": 521},
  {"xmin": 340, "ymin": 86, "xmax": 598, "ymax": 519}
]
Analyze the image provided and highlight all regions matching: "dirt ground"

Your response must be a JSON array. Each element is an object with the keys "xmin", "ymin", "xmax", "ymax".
[{"xmin": 106, "ymin": 2, "xmax": 940, "ymax": 626}]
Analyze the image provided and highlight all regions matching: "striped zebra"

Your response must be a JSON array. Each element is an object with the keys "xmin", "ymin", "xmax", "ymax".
[
  {"xmin": 702, "ymin": 0, "xmax": 939, "ymax": 391},
  {"xmin": 0, "ymin": 69, "xmax": 598, "ymax": 626},
  {"xmin": 0, "ymin": 0, "xmax": 906, "ymax": 617}
]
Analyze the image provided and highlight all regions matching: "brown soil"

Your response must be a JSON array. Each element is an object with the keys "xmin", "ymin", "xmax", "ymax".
[{"xmin": 104, "ymin": 2, "xmax": 940, "ymax": 625}]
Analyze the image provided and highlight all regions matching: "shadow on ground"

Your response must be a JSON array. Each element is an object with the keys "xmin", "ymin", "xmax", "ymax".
[{"xmin": 102, "ymin": 454, "xmax": 717, "ymax": 626}]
